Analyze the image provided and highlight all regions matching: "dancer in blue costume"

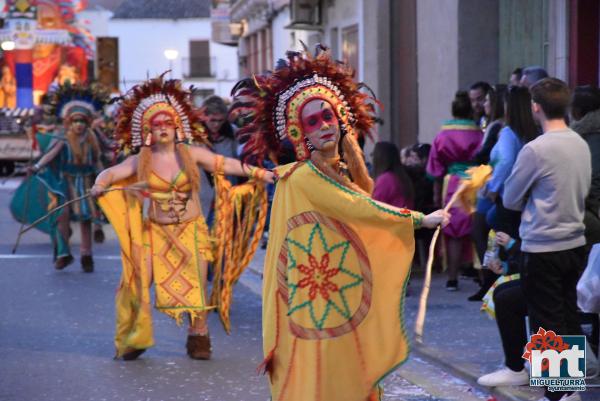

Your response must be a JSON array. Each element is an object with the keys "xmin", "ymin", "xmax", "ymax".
[{"xmin": 15, "ymin": 84, "xmax": 109, "ymax": 271}]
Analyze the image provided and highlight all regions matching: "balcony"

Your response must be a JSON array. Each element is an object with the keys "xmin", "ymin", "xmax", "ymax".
[{"xmin": 230, "ymin": 0, "xmax": 269, "ymax": 23}]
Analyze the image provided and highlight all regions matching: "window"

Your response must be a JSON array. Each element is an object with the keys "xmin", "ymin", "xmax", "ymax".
[
  {"xmin": 330, "ymin": 27, "xmax": 339, "ymax": 59},
  {"xmin": 189, "ymin": 40, "xmax": 211, "ymax": 78},
  {"xmin": 342, "ymin": 24, "xmax": 359, "ymax": 76}
]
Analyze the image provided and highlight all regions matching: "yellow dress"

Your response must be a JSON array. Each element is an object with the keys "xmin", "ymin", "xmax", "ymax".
[
  {"xmin": 98, "ymin": 164, "xmax": 268, "ymax": 357},
  {"xmin": 145, "ymin": 171, "xmax": 214, "ymax": 322},
  {"xmin": 263, "ymin": 161, "xmax": 422, "ymax": 401},
  {"xmin": 98, "ymin": 171, "xmax": 213, "ymax": 357}
]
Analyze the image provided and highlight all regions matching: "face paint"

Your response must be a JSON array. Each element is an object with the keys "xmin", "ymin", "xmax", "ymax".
[
  {"xmin": 301, "ymin": 107, "xmax": 336, "ymax": 135},
  {"xmin": 150, "ymin": 112, "xmax": 177, "ymax": 144},
  {"xmin": 69, "ymin": 114, "xmax": 89, "ymax": 135},
  {"xmin": 301, "ymin": 100, "xmax": 341, "ymax": 155}
]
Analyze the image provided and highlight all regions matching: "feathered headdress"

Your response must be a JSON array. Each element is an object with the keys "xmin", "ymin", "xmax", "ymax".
[
  {"xmin": 48, "ymin": 82, "xmax": 109, "ymax": 121},
  {"xmin": 230, "ymin": 45, "xmax": 378, "ymax": 165},
  {"xmin": 113, "ymin": 74, "xmax": 208, "ymax": 154}
]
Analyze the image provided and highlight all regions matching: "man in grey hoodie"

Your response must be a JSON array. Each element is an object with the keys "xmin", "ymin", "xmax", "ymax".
[{"xmin": 503, "ymin": 78, "xmax": 591, "ymax": 401}]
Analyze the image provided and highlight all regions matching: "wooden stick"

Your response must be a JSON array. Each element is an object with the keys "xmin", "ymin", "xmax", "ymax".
[
  {"xmin": 17, "ymin": 185, "xmax": 143, "ymax": 237},
  {"xmin": 11, "ymin": 145, "xmax": 35, "ymax": 254},
  {"xmin": 18, "ymin": 193, "xmax": 93, "ymax": 236},
  {"xmin": 414, "ymin": 181, "xmax": 468, "ymax": 343}
]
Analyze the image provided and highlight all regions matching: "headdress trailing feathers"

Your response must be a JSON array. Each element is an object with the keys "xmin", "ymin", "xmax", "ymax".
[
  {"xmin": 229, "ymin": 44, "xmax": 378, "ymax": 165},
  {"xmin": 49, "ymin": 82, "xmax": 110, "ymax": 121},
  {"xmin": 113, "ymin": 74, "xmax": 208, "ymax": 154}
]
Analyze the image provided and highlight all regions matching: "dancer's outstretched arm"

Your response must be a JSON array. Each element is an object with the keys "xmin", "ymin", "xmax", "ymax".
[
  {"xmin": 189, "ymin": 146, "xmax": 274, "ymax": 183},
  {"xmin": 91, "ymin": 155, "xmax": 138, "ymax": 195}
]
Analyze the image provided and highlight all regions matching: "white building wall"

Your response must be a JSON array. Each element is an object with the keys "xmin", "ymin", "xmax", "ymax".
[
  {"xmin": 322, "ymin": 0, "xmax": 362, "ymax": 80},
  {"xmin": 271, "ymin": 6, "xmax": 310, "ymax": 63},
  {"xmin": 108, "ymin": 18, "xmax": 238, "ymax": 97},
  {"xmin": 417, "ymin": 0, "xmax": 459, "ymax": 144}
]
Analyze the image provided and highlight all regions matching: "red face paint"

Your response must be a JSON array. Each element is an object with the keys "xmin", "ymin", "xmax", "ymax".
[
  {"xmin": 150, "ymin": 112, "xmax": 176, "ymax": 130},
  {"xmin": 301, "ymin": 107, "xmax": 336, "ymax": 134}
]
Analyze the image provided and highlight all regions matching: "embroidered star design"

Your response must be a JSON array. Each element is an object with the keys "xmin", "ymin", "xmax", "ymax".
[
  {"xmin": 297, "ymin": 253, "xmax": 340, "ymax": 301},
  {"xmin": 286, "ymin": 223, "xmax": 363, "ymax": 329}
]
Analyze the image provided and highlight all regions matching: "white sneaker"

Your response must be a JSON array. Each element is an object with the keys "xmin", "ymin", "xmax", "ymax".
[
  {"xmin": 477, "ymin": 367, "xmax": 529, "ymax": 386},
  {"xmin": 536, "ymin": 392, "xmax": 582, "ymax": 401}
]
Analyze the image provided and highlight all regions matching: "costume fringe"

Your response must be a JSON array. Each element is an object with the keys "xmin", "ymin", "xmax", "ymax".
[{"xmin": 209, "ymin": 158, "xmax": 268, "ymax": 333}]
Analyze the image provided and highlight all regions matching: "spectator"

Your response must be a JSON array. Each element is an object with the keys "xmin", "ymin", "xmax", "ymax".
[
  {"xmin": 570, "ymin": 85, "xmax": 600, "ymax": 249},
  {"xmin": 474, "ymin": 84, "xmax": 508, "ymax": 165},
  {"xmin": 486, "ymin": 86, "xmax": 538, "ymax": 237},
  {"xmin": 203, "ymin": 95, "xmax": 238, "ymax": 160},
  {"xmin": 472, "ymin": 86, "xmax": 537, "ymax": 301},
  {"xmin": 509, "ymin": 67, "xmax": 522, "ymax": 87},
  {"xmin": 470, "ymin": 84, "xmax": 508, "ymax": 301},
  {"xmin": 477, "ymin": 230, "xmax": 529, "ymax": 387},
  {"xmin": 503, "ymin": 78, "xmax": 591, "ymax": 401},
  {"xmin": 200, "ymin": 95, "xmax": 239, "ymax": 219},
  {"xmin": 372, "ymin": 141, "xmax": 415, "ymax": 209},
  {"xmin": 427, "ymin": 91, "xmax": 483, "ymax": 291},
  {"xmin": 406, "ymin": 143, "xmax": 435, "ymax": 270},
  {"xmin": 469, "ymin": 81, "xmax": 492, "ymax": 128},
  {"xmin": 519, "ymin": 66, "xmax": 548, "ymax": 89}
]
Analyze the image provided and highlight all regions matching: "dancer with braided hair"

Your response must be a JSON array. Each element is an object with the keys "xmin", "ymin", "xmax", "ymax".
[
  {"xmin": 230, "ymin": 46, "xmax": 448, "ymax": 401},
  {"xmin": 92, "ymin": 75, "xmax": 273, "ymax": 361}
]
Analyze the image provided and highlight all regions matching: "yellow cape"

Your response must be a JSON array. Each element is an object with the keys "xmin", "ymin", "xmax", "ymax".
[
  {"xmin": 263, "ymin": 161, "xmax": 416, "ymax": 401},
  {"xmin": 98, "ymin": 178, "xmax": 154, "ymax": 356}
]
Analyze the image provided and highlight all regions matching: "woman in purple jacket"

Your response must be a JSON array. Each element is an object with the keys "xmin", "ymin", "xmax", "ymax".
[{"xmin": 372, "ymin": 141, "xmax": 415, "ymax": 209}]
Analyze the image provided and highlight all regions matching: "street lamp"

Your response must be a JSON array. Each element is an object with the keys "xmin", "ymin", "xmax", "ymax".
[
  {"xmin": 164, "ymin": 49, "xmax": 179, "ymax": 78},
  {"xmin": 1, "ymin": 41, "xmax": 16, "ymax": 51}
]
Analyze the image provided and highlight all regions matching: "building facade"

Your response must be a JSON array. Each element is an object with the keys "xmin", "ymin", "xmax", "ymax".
[
  {"xmin": 225, "ymin": 0, "xmax": 600, "ymax": 147},
  {"xmin": 83, "ymin": 0, "xmax": 239, "ymax": 101}
]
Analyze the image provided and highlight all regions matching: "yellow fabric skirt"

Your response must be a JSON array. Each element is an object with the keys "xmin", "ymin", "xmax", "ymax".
[{"xmin": 147, "ymin": 217, "xmax": 215, "ymax": 324}]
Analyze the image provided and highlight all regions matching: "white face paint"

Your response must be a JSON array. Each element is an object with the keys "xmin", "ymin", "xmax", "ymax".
[{"xmin": 301, "ymin": 99, "xmax": 340, "ymax": 155}]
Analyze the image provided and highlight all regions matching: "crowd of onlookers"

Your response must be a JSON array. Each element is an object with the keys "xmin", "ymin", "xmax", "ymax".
[{"xmin": 368, "ymin": 66, "xmax": 600, "ymax": 401}]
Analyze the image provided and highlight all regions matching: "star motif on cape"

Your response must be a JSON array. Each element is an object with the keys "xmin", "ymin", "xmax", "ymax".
[{"xmin": 286, "ymin": 222, "xmax": 363, "ymax": 330}]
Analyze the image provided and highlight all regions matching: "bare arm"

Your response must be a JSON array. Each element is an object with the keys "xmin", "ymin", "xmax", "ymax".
[
  {"xmin": 92, "ymin": 155, "xmax": 138, "ymax": 194},
  {"xmin": 190, "ymin": 145, "xmax": 274, "ymax": 183},
  {"xmin": 33, "ymin": 141, "xmax": 64, "ymax": 171}
]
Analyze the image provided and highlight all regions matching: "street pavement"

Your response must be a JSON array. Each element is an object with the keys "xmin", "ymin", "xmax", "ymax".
[{"xmin": 1, "ymin": 177, "xmax": 598, "ymax": 401}]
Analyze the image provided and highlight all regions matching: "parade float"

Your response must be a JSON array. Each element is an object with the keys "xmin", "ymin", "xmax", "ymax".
[{"xmin": 0, "ymin": 0, "xmax": 94, "ymax": 174}]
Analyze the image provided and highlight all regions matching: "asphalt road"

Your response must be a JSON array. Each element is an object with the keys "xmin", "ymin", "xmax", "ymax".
[{"xmin": 0, "ymin": 178, "xmax": 496, "ymax": 401}]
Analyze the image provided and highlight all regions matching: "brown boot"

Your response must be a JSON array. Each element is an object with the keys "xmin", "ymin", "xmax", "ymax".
[
  {"xmin": 93, "ymin": 227, "xmax": 105, "ymax": 243},
  {"xmin": 120, "ymin": 347, "xmax": 146, "ymax": 361},
  {"xmin": 81, "ymin": 255, "xmax": 94, "ymax": 273},
  {"xmin": 54, "ymin": 255, "xmax": 74, "ymax": 270},
  {"xmin": 186, "ymin": 334, "xmax": 211, "ymax": 360}
]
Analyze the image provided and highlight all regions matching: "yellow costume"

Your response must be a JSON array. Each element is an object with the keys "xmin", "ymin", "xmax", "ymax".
[
  {"xmin": 99, "ymin": 169, "xmax": 265, "ymax": 357},
  {"xmin": 230, "ymin": 46, "xmax": 428, "ymax": 400},
  {"xmin": 98, "ymin": 75, "xmax": 267, "ymax": 358},
  {"xmin": 261, "ymin": 162, "xmax": 419, "ymax": 401}
]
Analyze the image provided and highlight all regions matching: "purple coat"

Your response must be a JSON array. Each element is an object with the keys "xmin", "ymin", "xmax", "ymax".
[{"xmin": 426, "ymin": 119, "xmax": 483, "ymax": 238}]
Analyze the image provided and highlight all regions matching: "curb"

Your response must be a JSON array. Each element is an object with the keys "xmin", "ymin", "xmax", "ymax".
[{"xmin": 413, "ymin": 343, "xmax": 537, "ymax": 401}]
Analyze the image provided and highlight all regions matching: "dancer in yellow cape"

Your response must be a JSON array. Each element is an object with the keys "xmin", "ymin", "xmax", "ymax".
[
  {"xmin": 230, "ymin": 46, "xmax": 449, "ymax": 401},
  {"xmin": 92, "ymin": 76, "xmax": 273, "ymax": 361}
]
